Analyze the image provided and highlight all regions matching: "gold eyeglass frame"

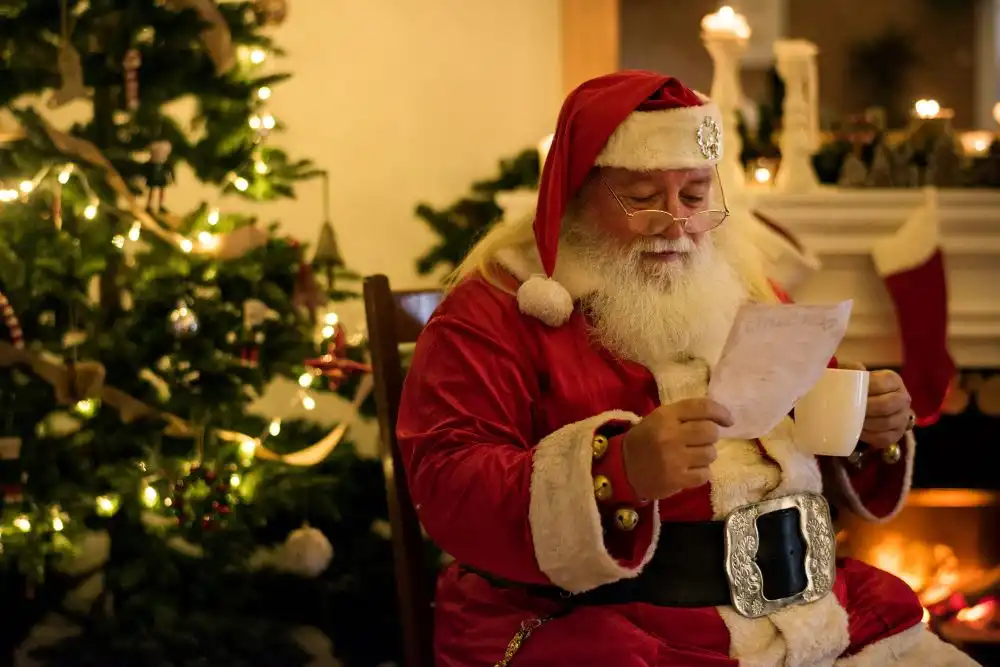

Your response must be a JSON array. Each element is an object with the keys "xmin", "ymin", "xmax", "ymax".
[{"xmin": 600, "ymin": 165, "xmax": 731, "ymax": 235}]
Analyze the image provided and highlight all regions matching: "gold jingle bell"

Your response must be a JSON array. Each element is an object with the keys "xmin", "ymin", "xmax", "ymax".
[
  {"xmin": 593, "ymin": 475, "xmax": 613, "ymax": 503},
  {"xmin": 592, "ymin": 434, "xmax": 609, "ymax": 460},
  {"xmin": 614, "ymin": 507, "xmax": 639, "ymax": 532},
  {"xmin": 882, "ymin": 442, "xmax": 902, "ymax": 465}
]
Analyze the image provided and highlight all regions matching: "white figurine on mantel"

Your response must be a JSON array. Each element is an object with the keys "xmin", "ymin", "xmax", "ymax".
[
  {"xmin": 701, "ymin": 6, "xmax": 751, "ymax": 194},
  {"xmin": 774, "ymin": 39, "xmax": 822, "ymax": 194}
]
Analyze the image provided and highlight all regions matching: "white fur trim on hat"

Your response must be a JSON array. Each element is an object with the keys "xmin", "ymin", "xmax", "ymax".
[
  {"xmin": 595, "ymin": 100, "xmax": 724, "ymax": 171},
  {"xmin": 517, "ymin": 275, "xmax": 573, "ymax": 327}
]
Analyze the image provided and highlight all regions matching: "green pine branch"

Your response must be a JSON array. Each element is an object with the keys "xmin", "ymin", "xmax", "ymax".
[{"xmin": 414, "ymin": 147, "xmax": 540, "ymax": 276}]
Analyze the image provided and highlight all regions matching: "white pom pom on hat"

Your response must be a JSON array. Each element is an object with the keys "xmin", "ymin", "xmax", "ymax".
[{"xmin": 516, "ymin": 275, "xmax": 574, "ymax": 327}]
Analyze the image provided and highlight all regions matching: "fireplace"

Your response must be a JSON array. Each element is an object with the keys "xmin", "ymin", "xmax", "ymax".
[
  {"xmin": 837, "ymin": 476, "xmax": 1000, "ymax": 663},
  {"xmin": 835, "ymin": 370, "xmax": 1000, "ymax": 665}
]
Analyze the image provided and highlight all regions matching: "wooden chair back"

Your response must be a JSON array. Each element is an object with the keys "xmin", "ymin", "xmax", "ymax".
[{"xmin": 362, "ymin": 274, "xmax": 444, "ymax": 667}]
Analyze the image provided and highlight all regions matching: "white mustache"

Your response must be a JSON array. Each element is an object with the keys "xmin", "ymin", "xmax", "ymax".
[{"xmin": 632, "ymin": 236, "xmax": 697, "ymax": 254}]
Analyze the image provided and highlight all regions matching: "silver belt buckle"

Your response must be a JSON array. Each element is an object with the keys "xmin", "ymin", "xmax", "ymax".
[{"xmin": 723, "ymin": 492, "xmax": 836, "ymax": 618}]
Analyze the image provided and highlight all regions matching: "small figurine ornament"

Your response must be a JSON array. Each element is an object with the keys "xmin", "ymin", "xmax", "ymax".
[
  {"xmin": 866, "ymin": 140, "xmax": 894, "ymax": 187},
  {"xmin": 838, "ymin": 152, "xmax": 869, "ymax": 188},
  {"xmin": 146, "ymin": 140, "xmax": 174, "ymax": 213}
]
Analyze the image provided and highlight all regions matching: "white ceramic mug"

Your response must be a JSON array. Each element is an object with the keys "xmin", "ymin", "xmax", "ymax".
[{"xmin": 794, "ymin": 368, "xmax": 870, "ymax": 456}]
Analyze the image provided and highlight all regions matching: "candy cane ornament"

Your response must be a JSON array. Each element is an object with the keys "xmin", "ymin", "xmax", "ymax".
[
  {"xmin": 123, "ymin": 48, "xmax": 142, "ymax": 112},
  {"xmin": 0, "ymin": 289, "xmax": 24, "ymax": 349}
]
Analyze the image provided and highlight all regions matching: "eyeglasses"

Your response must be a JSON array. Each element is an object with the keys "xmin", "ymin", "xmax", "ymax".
[{"xmin": 601, "ymin": 168, "xmax": 730, "ymax": 236}]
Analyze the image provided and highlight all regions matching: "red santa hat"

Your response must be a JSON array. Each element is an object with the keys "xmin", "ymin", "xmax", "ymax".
[{"xmin": 518, "ymin": 70, "xmax": 724, "ymax": 326}]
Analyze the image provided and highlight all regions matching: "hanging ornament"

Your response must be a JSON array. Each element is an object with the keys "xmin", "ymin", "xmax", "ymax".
[
  {"xmin": 168, "ymin": 301, "xmax": 199, "ymax": 338},
  {"xmin": 123, "ymin": 48, "xmax": 142, "ymax": 113},
  {"xmin": 0, "ymin": 289, "xmax": 24, "ymax": 349},
  {"xmin": 0, "ymin": 437, "xmax": 23, "ymax": 507},
  {"xmin": 48, "ymin": 0, "xmax": 88, "ymax": 108},
  {"xmin": 304, "ymin": 323, "xmax": 371, "ymax": 390},
  {"xmin": 146, "ymin": 140, "xmax": 174, "ymax": 213},
  {"xmin": 292, "ymin": 251, "xmax": 322, "ymax": 324},
  {"xmin": 239, "ymin": 346, "xmax": 259, "ymax": 368},
  {"xmin": 238, "ymin": 299, "xmax": 278, "ymax": 368},
  {"xmin": 312, "ymin": 172, "xmax": 345, "ymax": 289},
  {"xmin": 253, "ymin": 0, "xmax": 288, "ymax": 27},
  {"xmin": 279, "ymin": 523, "xmax": 333, "ymax": 578},
  {"xmin": 170, "ymin": 463, "xmax": 238, "ymax": 532}
]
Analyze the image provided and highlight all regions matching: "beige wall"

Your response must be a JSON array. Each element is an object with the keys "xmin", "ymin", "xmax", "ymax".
[
  {"xmin": 168, "ymin": 0, "xmax": 561, "ymax": 293},
  {"xmin": 620, "ymin": 0, "xmax": 978, "ymax": 128}
]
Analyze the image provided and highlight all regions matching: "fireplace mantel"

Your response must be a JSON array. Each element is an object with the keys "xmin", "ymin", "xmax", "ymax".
[{"xmin": 749, "ymin": 188, "xmax": 1000, "ymax": 369}]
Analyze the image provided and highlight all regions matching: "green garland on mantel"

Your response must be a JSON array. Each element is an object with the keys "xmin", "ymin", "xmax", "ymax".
[{"xmin": 414, "ymin": 148, "xmax": 540, "ymax": 278}]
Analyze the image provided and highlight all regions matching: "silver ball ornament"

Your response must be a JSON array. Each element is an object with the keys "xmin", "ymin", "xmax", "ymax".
[{"xmin": 168, "ymin": 303, "xmax": 199, "ymax": 338}]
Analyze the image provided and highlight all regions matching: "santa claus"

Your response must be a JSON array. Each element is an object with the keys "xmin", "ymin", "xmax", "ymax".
[{"xmin": 396, "ymin": 71, "xmax": 979, "ymax": 666}]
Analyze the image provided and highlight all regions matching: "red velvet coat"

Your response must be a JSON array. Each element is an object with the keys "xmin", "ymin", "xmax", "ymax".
[{"xmin": 396, "ymin": 258, "xmax": 976, "ymax": 666}]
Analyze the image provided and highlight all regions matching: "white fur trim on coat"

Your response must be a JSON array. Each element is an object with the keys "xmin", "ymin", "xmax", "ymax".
[
  {"xmin": 829, "ymin": 430, "xmax": 916, "ymax": 523},
  {"xmin": 529, "ymin": 410, "xmax": 660, "ymax": 593},
  {"xmin": 595, "ymin": 101, "xmax": 724, "ymax": 171},
  {"xmin": 746, "ymin": 210, "xmax": 822, "ymax": 293},
  {"xmin": 835, "ymin": 621, "xmax": 981, "ymax": 666},
  {"xmin": 871, "ymin": 187, "xmax": 940, "ymax": 277},
  {"xmin": 712, "ymin": 417, "xmax": 852, "ymax": 666}
]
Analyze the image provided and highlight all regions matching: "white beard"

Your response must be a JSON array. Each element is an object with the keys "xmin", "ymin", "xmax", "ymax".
[{"xmin": 559, "ymin": 220, "xmax": 748, "ymax": 369}]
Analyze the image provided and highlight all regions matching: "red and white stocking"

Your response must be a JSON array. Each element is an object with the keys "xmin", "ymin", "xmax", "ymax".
[{"xmin": 871, "ymin": 187, "xmax": 956, "ymax": 425}]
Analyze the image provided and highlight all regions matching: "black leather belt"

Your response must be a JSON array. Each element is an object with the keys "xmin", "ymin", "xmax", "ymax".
[{"xmin": 465, "ymin": 507, "xmax": 812, "ymax": 609}]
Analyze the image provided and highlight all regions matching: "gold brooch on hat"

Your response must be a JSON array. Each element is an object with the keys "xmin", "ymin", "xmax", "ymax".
[{"xmin": 697, "ymin": 116, "xmax": 722, "ymax": 160}]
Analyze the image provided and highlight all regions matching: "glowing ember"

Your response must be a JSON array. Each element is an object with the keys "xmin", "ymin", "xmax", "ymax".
[
  {"xmin": 866, "ymin": 532, "xmax": 968, "ymax": 604},
  {"xmin": 956, "ymin": 598, "xmax": 998, "ymax": 629},
  {"xmin": 862, "ymin": 532, "xmax": 999, "ymax": 633}
]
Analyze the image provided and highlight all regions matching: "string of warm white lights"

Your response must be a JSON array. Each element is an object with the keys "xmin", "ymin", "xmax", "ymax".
[
  {"xmin": 0, "ymin": 44, "xmax": 284, "ymax": 262},
  {"xmin": 1, "ymin": 313, "xmax": 359, "ymax": 541}
]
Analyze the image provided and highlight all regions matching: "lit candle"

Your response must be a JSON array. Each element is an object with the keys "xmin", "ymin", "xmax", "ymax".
[
  {"xmin": 701, "ymin": 5, "xmax": 751, "ymax": 40},
  {"xmin": 993, "ymin": 101, "xmax": 1000, "ymax": 126},
  {"xmin": 914, "ymin": 99, "xmax": 941, "ymax": 120},
  {"xmin": 958, "ymin": 130, "xmax": 996, "ymax": 157},
  {"xmin": 538, "ymin": 133, "xmax": 554, "ymax": 169},
  {"xmin": 753, "ymin": 166, "xmax": 772, "ymax": 184}
]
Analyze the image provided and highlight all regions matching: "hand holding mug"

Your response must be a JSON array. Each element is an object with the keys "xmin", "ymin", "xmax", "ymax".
[{"xmin": 857, "ymin": 368, "xmax": 913, "ymax": 449}]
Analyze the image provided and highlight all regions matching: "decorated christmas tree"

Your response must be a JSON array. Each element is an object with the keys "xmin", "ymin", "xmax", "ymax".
[{"xmin": 0, "ymin": 2, "xmax": 401, "ymax": 665}]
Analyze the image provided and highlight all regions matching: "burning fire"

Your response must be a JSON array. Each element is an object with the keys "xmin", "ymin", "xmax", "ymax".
[{"xmin": 865, "ymin": 532, "xmax": 999, "ymax": 632}]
